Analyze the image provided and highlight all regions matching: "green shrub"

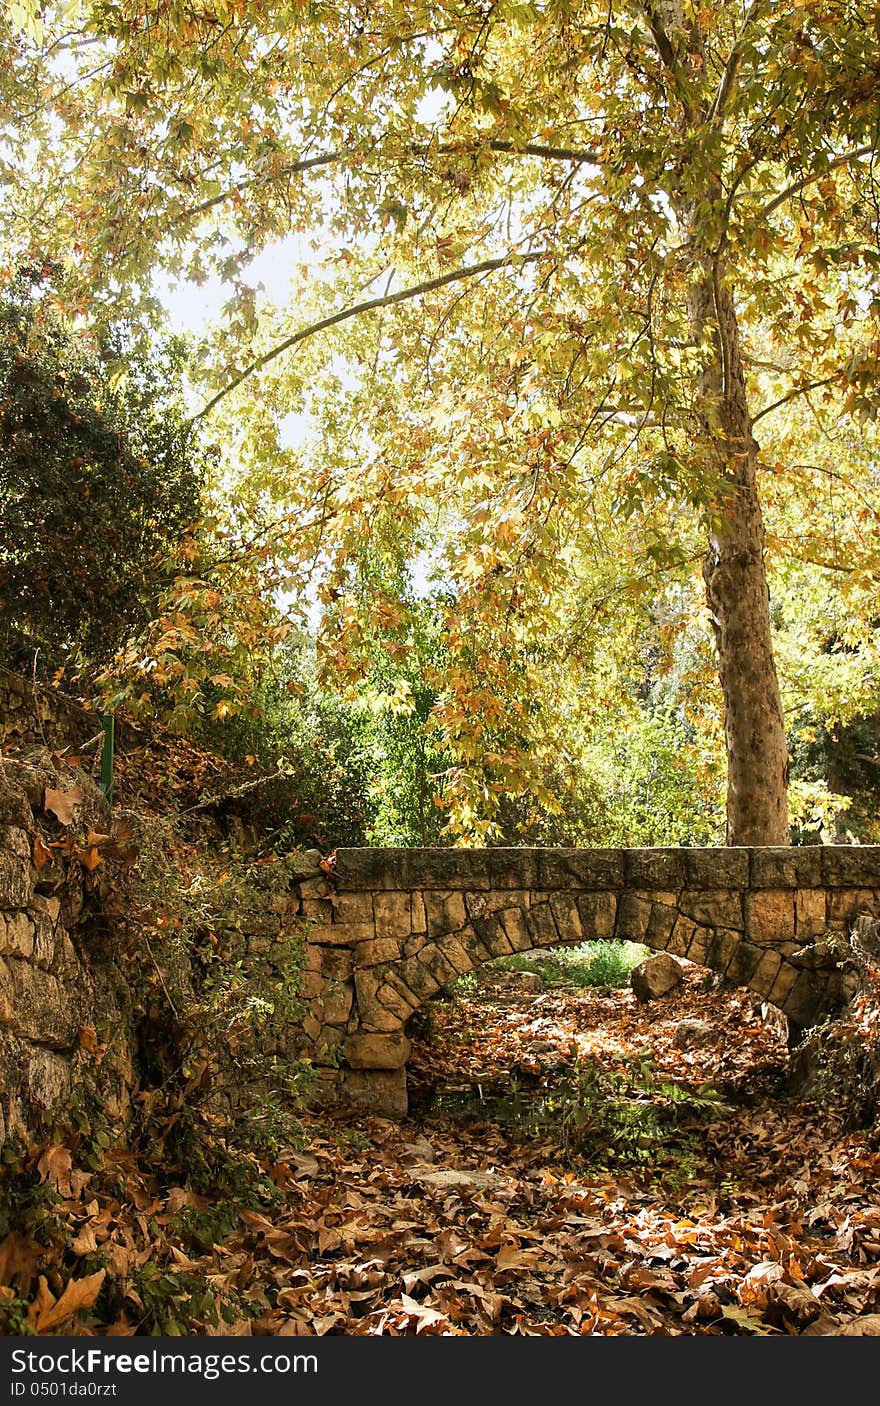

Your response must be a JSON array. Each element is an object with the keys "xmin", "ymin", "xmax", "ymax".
[
  {"xmin": 0, "ymin": 266, "xmax": 205, "ymax": 677},
  {"xmin": 491, "ymin": 941, "xmax": 647, "ymax": 989}
]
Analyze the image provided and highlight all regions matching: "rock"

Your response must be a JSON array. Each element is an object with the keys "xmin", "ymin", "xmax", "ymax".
[
  {"xmin": 494, "ymin": 970, "xmax": 543, "ymax": 993},
  {"xmin": 343, "ymin": 1032, "xmax": 412, "ymax": 1069},
  {"xmin": 340, "ymin": 1068, "xmax": 408, "ymax": 1118},
  {"xmin": 631, "ymin": 953, "xmax": 684, "ymax": 1003},
  {"xmin": 412, "ymin": 1168, "xmax": 500, "ymax": 1192},
  {"xmin": 402, "ymin": 1137, "xmax": 436, "ymax": 1165},
  {"xmin": 673, "ymin": 1017, "xmax": 721, "ymax": 1050}
]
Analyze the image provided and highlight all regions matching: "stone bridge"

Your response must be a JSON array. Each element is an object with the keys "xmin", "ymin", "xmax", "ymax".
[{"xmin": 294, "ymin": 846, "xmax": 880, "ymax": 1117}]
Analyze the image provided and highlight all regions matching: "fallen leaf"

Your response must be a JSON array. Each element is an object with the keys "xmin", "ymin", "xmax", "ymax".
[
  {"xmin": 32, "ymin": 834, "xmax": 53, "ymax": 871},
  {"xmin": 33, "ymin": 1269, "xmax": 106, "ymax": 1332},
  {"xmin": 37, "ymin": 1145, "xmax": 73, "ymax": 1197},
  {"xmin": 43, "ymin": 787, "xmax": 83, "ymax": 826}
]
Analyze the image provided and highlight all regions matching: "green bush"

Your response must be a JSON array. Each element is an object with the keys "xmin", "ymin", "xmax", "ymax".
[
  {"xmin": 491, "ymin": 941, "xmax": 647, "ymax": 989},
  {"xmin": 0, "ymin": 267, "xmax": 205, "ymax": 677}
]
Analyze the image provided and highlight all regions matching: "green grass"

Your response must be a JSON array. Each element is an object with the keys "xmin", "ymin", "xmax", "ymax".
[{"xmin": 490, "ymin": 940, "xmax": 648, "ymax": 990}]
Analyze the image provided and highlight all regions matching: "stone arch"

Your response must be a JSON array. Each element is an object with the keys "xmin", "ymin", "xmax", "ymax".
[{"xmin": 294, "ymin": 846, "xmax": 880, "ymax": 1116}]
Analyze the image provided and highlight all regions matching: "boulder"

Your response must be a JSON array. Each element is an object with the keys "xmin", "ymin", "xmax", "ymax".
[
  {"xmin": 631, "ymin": 953, "xmax": 684, "ymax": 1003},
  {"xmin": 493, "ymin": 970, "xmax": 543, "ymax": 993},
  {"xmin": 673, "ymin": 1017, "xmax": 721, "ymax": 1050}
]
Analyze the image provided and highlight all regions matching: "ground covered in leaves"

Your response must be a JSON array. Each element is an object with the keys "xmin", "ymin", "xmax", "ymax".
[{"xmin": 3, "ymin": 969, "xmax": 880, "ymax": 1336}]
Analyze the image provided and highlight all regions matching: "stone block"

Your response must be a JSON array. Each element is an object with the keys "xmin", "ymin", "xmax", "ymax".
[
  {"xmin": 631, "ymin": 953, "xmax": 684, "ymax": 1002},
  {"xmin": 766, "ymin": 961, "xmax": 799, "ymax": 1007},
  {"xmin": 0, "ymin": 783, "xmax": 33, "ymax": 826},
  {"xmin": 425, "ymin": 891, "xmax": 467, "ymax": 939},
  {"xmin": 333, "ymin": 892, "xmax": 374, "ymax": 926},
  {"xmin": 0, "ymin": 911, "xmax": 34, "ymax": 958},
  {"xmin": 751, "ymin": 847, "xmax": 823, "ymax": 889},
  {"xmin": 683, "ymin": 923, "xmax": 711, "ymax": 964},
  {"xmin": 549, "ymin": 894, "xmax": 583, "ymax": 944},
  {"xmin": 576, "ymin": 892, "xmax": 617, "ymax": 940},
  {"xmin": 403, "ymin": 932, "xmax": 428, "ymax": 958},
  {"xmin": 310, "ymin": 919, "xmax": 371, "ymax": 945},
  {"xmin": 286, "ymin": 848, "xmax": 325, "ymax": 880},
  {"xmin": 454, "ymin": 925, "xmax": 493, "ymax": 963},
  {"xmin": 472, "ymin": 913, "xmax": 514, "ymax": 956},
  {"xmin": 340, "ymin": 1067, "xmax": 408, "ymax": 1118},
  {"xmin": 499, "ymin": 907, "xmax": 534, "ymax": 952},
  {"xmin": 437, "ymin": 933, "xmax": 477, "ymax": 976},
  {"xmin": 23, "ymin": 1047, "xmax": 70, "ymax": 1112},
  {"xmin": 300, "ymin": 899, "xmax": 333, "ymax": 924},
  {"xmin": 317, "ymin": 983, "xmax": 353, "ymax": 1026},
  {"xmin": 316, "ymin": 1025, "xmax": 345, "ymax": 1056},
  {"xmin": 828, "ymin": 889, "xmax": 879, "ymax": 927},
  {"xmin": 615, "ymin": 894, "xmax": 652, "ymax": 943},
  {"xmin": 625, "ymin": 849, "xmax": 686, "ymax": 890},
  {"xmin": 299, "ymin": 971, "xmax": 325, "ymax": 999},
  {"xmin": 788, "ymin": 938, "xmax": 840, "ymax": 970},
  {"xmin": 354, "ymin": 970, "xmax": 405, "ymax": 1030},
  {"xmin": 746, "ymin": 890, "xmax": 796, "ymax": 942},
  {"xmin": 7, "ymin": 960, "xmax": 80, "ymax": 1047},
  {"xmin": 0, "ymin": 959, "xmax": 14, "ymax": 1024},
  {"xmin": 298, "ymin": 877, "xmax": 332, "ymax": 899},
  {"xmin": 706, "ymin": 928, "xmax": 740, "ymax": 975},
  {"xmin": 0, "ymin": 854, "xmax": 32, "ymax": 909},
  {"xmin": 334, "ymin": 848, "xmax": 413, "ymax": 890},
  {"xmin": 0, "ymin": 827, "xmax": 32, "ymax": 861},
  {"xmin": 315, "ymin": 946, "xmax": 354, "ymax": 980},
  {"xmin": 666, "ymin": 915, "xmax": 696, "ymax": 958},
  {"xmin": 343, "ymin": 1032, "xmax": 411, "ymax": 1069},
  {"xmin": 374, "ymin": 891, "xmax": 413, "ymax": 936},
  {"xmin": 748, "ymin": 949, "xmax": 783, "ymax": 999},
  {"xmin": 821, "ymin": 847, "xmax": 880, "ymax": 888},
  {"xmin": 796, "ymin": 889, "xmax": 827, "ymax": 939},
  {"xmin": 418, "ymin": 944, "xmax": 459, "ymax": 987},
  {"xmin": 411, "ymin": 892, "xmax": 427, "ymax": 933},
  {"xmin": 376, "ymin": 980, "xmax": 418, "ymax": 1022},
  {"xmin": 354, "ymin": 937, "xmax": 402, "ymax": 968},
  {"xmin": 684, "ymin": 848, "xmax": 749, "ymax": 888},
  {"xmin": 645, "ymin": 901, "xmax": 677, "ymax": 949},
  {"xmin": 678, "ymin": 890, "xmax": 744, "ymax": 930},
  {"xmin": 395, "ymin": 957, "xmax": 441, "ymax": 1003},
  {"xmin": 780, "ymin": 971, "xmax": 825, "ymax": 1028},
  {"xmin": 724, "ymin": 941, "xmax": 762, "ymax": 986},
  {"xmin": 300, "ymin": 1013, "xmax": 321, "ymax": 1043},
  {"xmin": 538, "ymin": 849, "xmax": 625, "ymax": 890},
  {"xmin": 525, "ymin": 901, "xmax": 559, "ymax": 947},
  {"xmin": 487, "ymin": 850, "xmax": 540, "ymax": 890}
]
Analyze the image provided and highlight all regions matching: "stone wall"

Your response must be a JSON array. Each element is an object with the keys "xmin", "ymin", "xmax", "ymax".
[
  {"xmin": 0, "ymin": 667, "xmax": 106, "ymax": 759},
  {"xmin": 0, "ymin": 754, "xmax": 136, "ymax": 1151},
  {"xmin": 298, "ymin": 846, "xmax": 880, "ymax": 1116}
]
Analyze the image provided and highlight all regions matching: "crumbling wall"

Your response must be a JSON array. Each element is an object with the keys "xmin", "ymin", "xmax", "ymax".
[{"xmin": 0, "ymin": 754, "xmax": 136, "ymax": 1150}]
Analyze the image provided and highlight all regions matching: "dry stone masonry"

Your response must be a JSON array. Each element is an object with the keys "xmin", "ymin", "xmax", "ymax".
[
  {"xmin": 296, "ymin": 845, "xmax": 880, "ymax": 1117},
  {"xmin": 0, "ymin": 755, "xmax": 136, "ymax": 1151}
]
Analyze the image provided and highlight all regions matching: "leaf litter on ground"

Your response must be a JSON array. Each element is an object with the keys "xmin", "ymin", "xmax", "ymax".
[{"xmin": 4, "ymin": 968, "xmax": 880, "ymax": 1336}]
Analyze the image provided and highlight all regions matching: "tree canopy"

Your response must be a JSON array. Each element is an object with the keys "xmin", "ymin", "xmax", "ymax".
[{"xmin": 1, "ymin": 0, "xmax": 879, "ymax": 841}]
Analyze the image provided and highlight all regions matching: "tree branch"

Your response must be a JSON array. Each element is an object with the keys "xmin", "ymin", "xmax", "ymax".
[
  {"xmin": 193, "ymin": 248, "xmax": 549, "ymax": 420},
  {"xmin": 179, "ymin": 140, "xmax": 599, "ymax": 226},
  {"xmin": 752, "ymin": 374, "xmax": 839, "ymax": 425},
  {"xmin": 760, "ymin": 145, "xmax": 874, "ymax": 220},
  {"xmin": 709, "ymin": 0, "xmax": 767, "ymax": 125}
]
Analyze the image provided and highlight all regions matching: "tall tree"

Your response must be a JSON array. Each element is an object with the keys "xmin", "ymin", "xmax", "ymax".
[{"xmin": 2, "ymin": 0, "xmax": 878, "ymax": 841}]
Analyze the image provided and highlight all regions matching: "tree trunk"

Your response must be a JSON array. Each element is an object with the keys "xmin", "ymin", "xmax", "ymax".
[
  {"xmin": 648, "ymin": 1, "xmax": 790, "ymax": 842},
  {"xmin": 688, "ymin": 270, "xmax": 790, "ymax": 845}
]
